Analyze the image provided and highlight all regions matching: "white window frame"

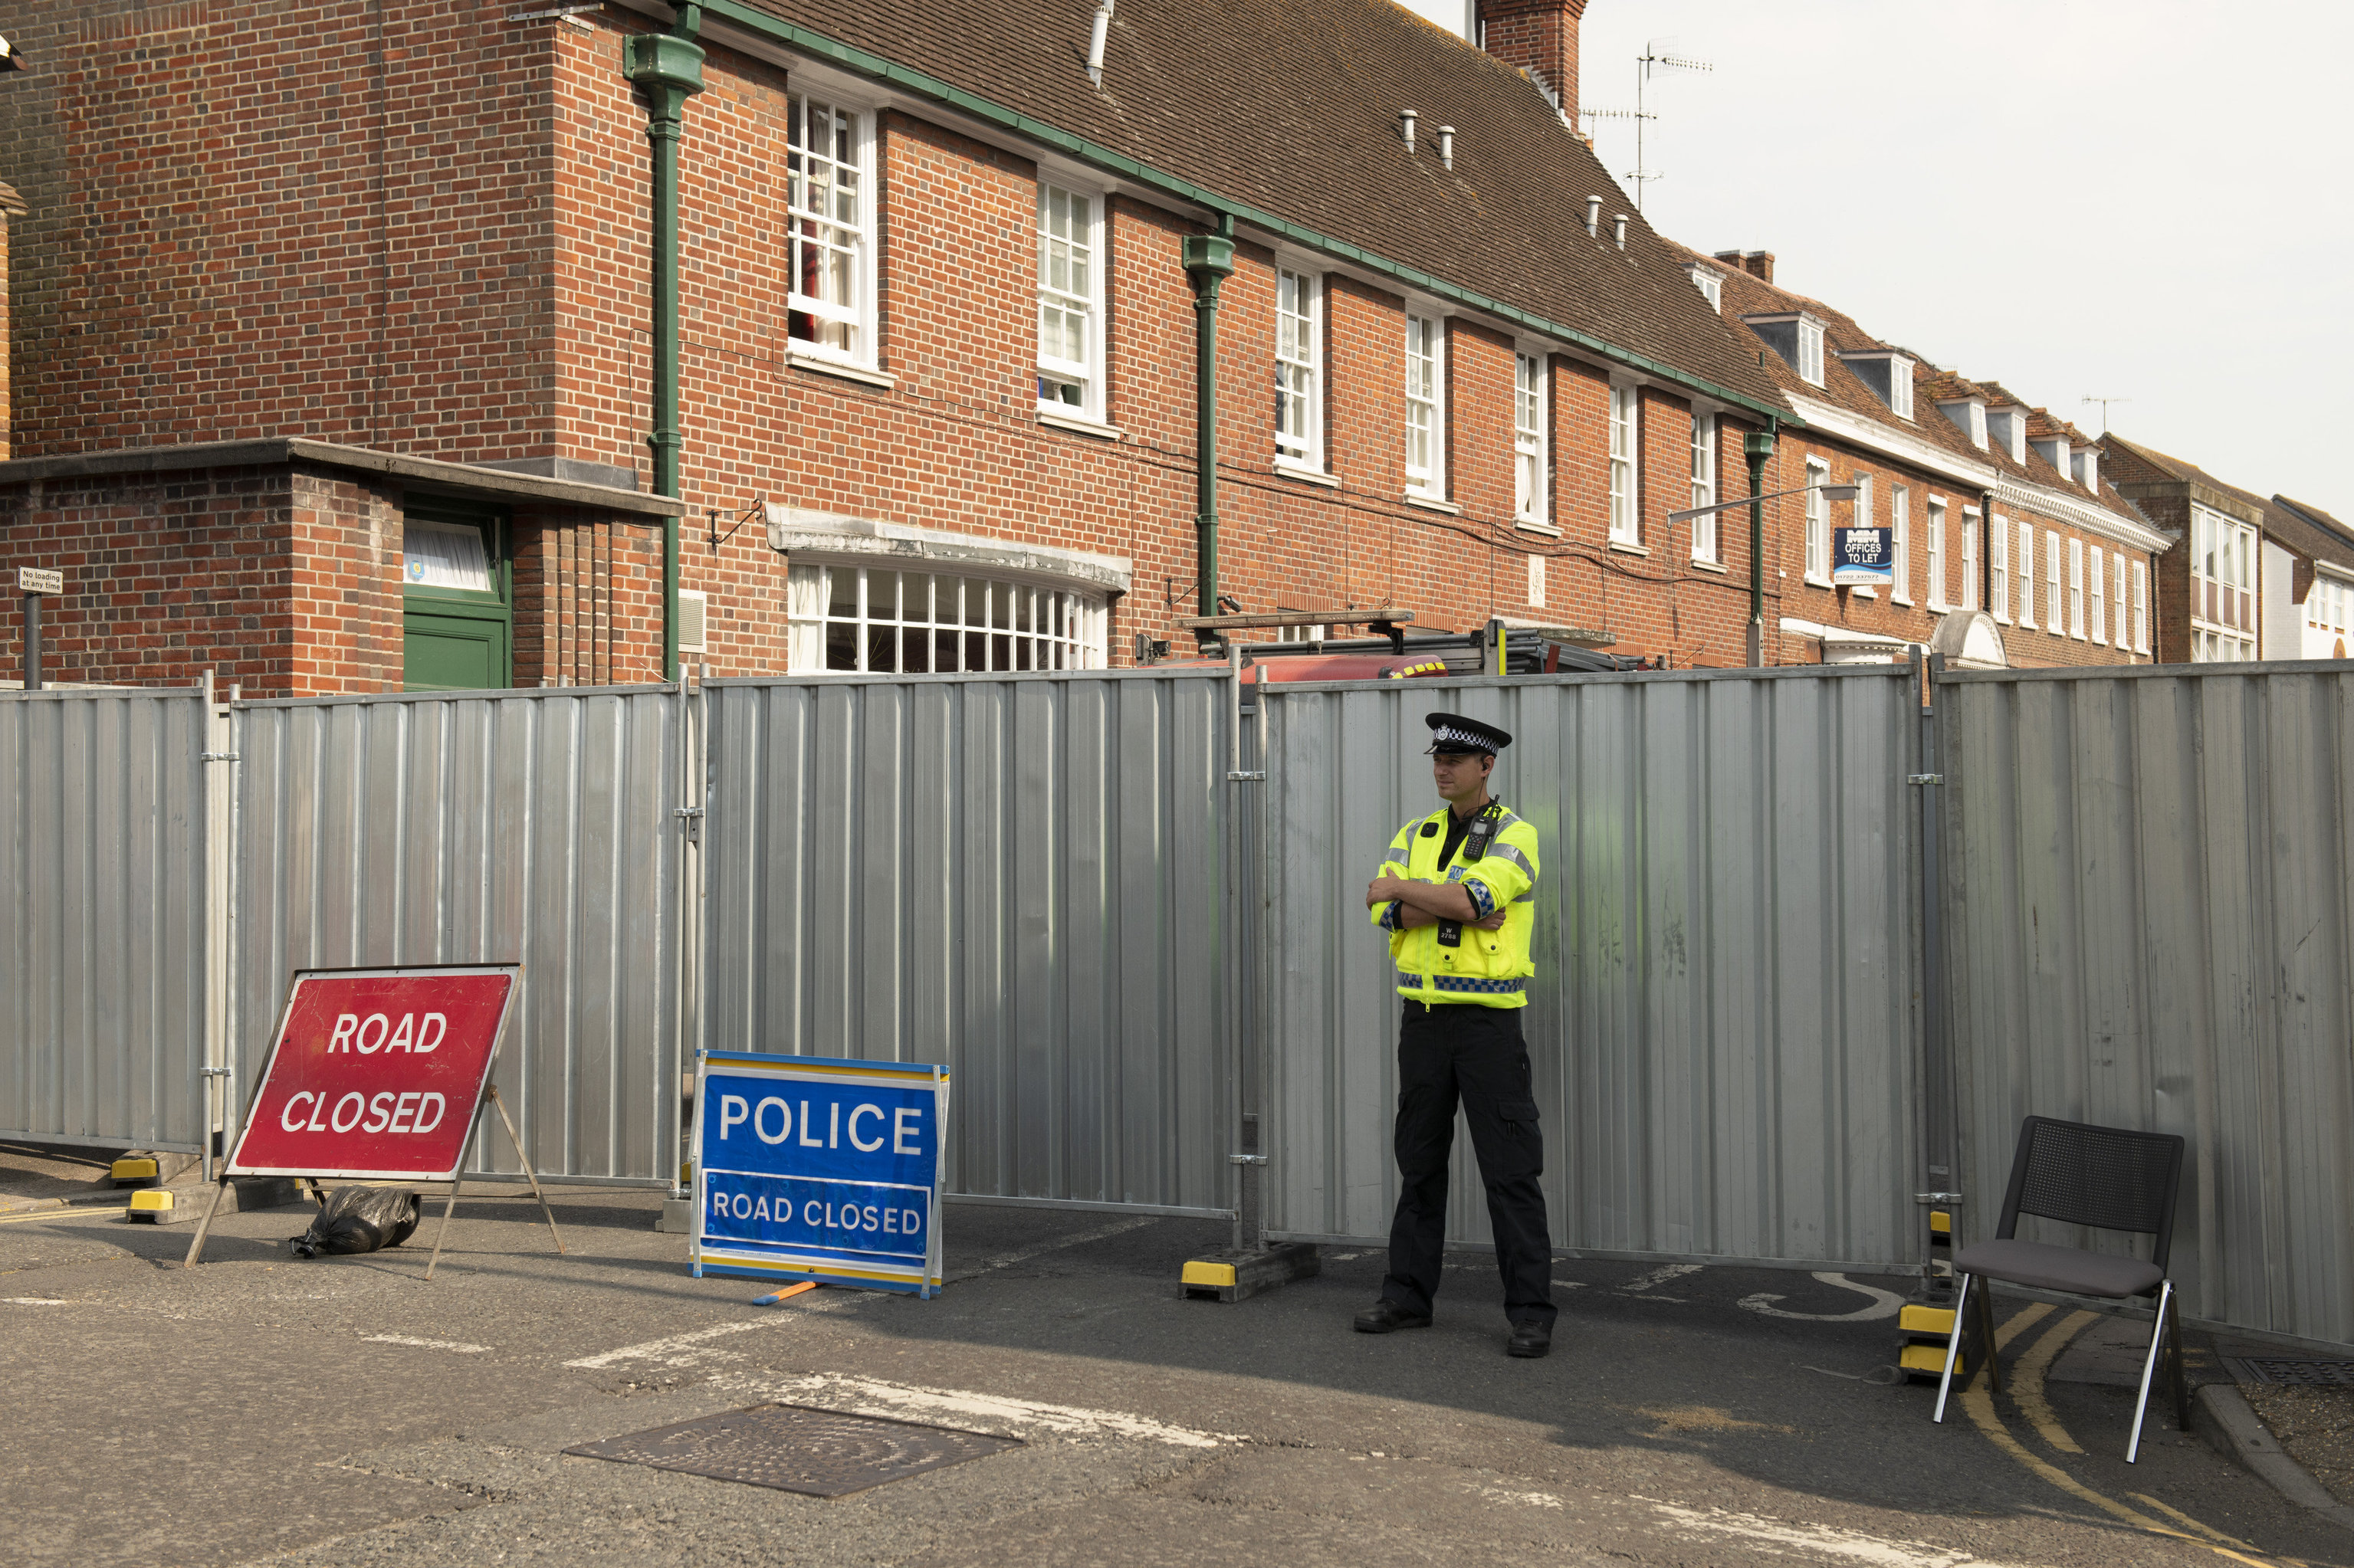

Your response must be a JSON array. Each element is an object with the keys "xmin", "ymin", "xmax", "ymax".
[
  {"xmin": 2113, "ymin": 555, "xmax": 2129, "ymax": 648},
  {"xmin": 1404, "ymin": 313, "xmax": 1445, "ymax": 497},
  {"xmin": 1275, "ymin": 267, "xmax": 1325, "ymax": 473},
  {"xmin": 1686, "ymin": 264, "xmax": 1724, "ymax": 312},
  {"xmin": 2014, "ymin": 522, "xmax": 2036, "ymax": 630},
  {"xmin": 2046, "ymin": 532, "xmax": 2063, "ymax": 635},
  {"xmin": 2089, "ymin": 545, "xmax": 2107, "ymax": 645},
  {"xmin": 1891, "ymin": 484, "xmax": 1912, "ymax": 604},
  {"xmin": 1927, "ymin": 497, "xmax": 1947, "ymax": 610},
  {"xmin": 1991, "ymin": 513, "xmax": 2010, "ymax": 622},
  {"xmin": 1036, "ymin": 180, "xmax": 1107, "ymax": 422},
  {"xmin": 1689, "ymin": 412, "xmax": 1718, "ymax": 563},
  {"xmin": 1962, "ymin": 507, "xmax": 1981, "ymax": 611},
  {"xmin": 2132, "ymin": 561, "xmax": 2150, "ymax": 653},
  {"xmin": 1804, "ymin": 457, "xmax": 1831, "ymax": 583},
  {"xmin": 2068, "ymin": 538, "xmax": 2086, "ymax": 638},
  {"xmin": 2189, "ymin": 503, "xmax": 2257, "ymax": 661},
  {"xmin": 1608, "ymin": 383, "xmax": 1640, "ymax": 545},
  {"xmin": 1798, "ymin": 319, "xmax": 1825, "ymax": 385},
  {"xmin": 1850, "ymin": 474, "xmax": 1876, "ymax": 596},
  {"xmin": 1514, "ymin": 351, "xmax": 1549, "ymax": 527},
  {"xmin": 790, "ymin": 563, "xmax": 1108, "ymax": 674},
  {"xmin": 1889, "ymin": 359, "xmax": 1914, "ymax": 421},
  {"xmin": 784, "ymin": 92, "xmax": 878, "ymax": 366}
]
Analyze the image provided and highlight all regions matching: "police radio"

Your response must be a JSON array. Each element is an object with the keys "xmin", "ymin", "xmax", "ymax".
[{"xmin": 1435, "ymin": 804, "xmax": 1503, "ymax": 948}]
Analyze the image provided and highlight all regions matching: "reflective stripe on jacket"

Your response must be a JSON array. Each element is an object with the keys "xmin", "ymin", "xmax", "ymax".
[{"xmin": 1369, "ymin": 802, "xmax": 1539, "ymax": 1009}]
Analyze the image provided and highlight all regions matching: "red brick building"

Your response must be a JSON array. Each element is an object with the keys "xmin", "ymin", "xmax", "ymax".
[
  {"xmin": 1672, "ymin": 248, "xmax": 2168, "ymax": 668},
  {"xmin": 0, "ymin": 0, "xmax": 2196, "ymax": 692}
]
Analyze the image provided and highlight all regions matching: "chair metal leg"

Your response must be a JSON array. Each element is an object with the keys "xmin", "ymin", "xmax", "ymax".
[
  {"xmin": 1932, "ymin": 1272, "xmax": 1971, "ymax": 1424},
  {"xmin": 1973, "ymin": 1270, "xmax": 2003, "ymax": 1394},
  {"xmin": 2127, "ymin": 1279, "xmax": 2172, "ymax": 1464},
  {"xmin": 2164, "ymin": 1283, "xmax": 2191, "ymax": 1432}
]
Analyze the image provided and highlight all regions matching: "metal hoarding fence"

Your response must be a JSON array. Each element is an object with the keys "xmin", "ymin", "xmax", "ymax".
[
  {"xmin": 1262, "ymin": 667, "xmax": 1927, "ymax": 1272},
  {"xmin": 1939, "ymin": 662, "xmax": 2354, "ymax": 1352},
  {"xmin": 700, "ymin": 672, "xmax": 1234, "ymax": 1219},
  {"xmin": 0, "ymin": 687, "xmax": 212, "ymax": 1153},
  {"xmin": 228, "ymin": 685, "xmax": 689, "ymax": 1186}
]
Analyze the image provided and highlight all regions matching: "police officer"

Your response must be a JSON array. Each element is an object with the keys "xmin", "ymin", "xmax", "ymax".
[{"xmin": 1357, "ymin": 712, "xmax": 1555, "ymax": 1358}]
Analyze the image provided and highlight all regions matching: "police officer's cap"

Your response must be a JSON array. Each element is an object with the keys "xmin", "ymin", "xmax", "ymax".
[{"xmin": 1423, "ymin": 712, "xmax": 1512, "ymax": 756}]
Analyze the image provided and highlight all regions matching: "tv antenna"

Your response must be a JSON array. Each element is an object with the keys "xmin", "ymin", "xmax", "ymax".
[
  {"xmin": 2080, "ymin": 395, "xmax": 2131, "ymax": 436},
  {"xmin": 1582, "ymin": 39, "xmax": 1711, "ymax": 208}
]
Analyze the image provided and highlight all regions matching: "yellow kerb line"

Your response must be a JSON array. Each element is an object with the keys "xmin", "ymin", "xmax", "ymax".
[
  {"xmin": 2131, "ymin": 1493, "xmax": 2265, "ymax": 1554},
  {"xmin": 1964, "ymin": 1304, "xmax": 2293, "ymax": 1568},
  {"xmin": 2011, "ymin": 1308, "xmax": 2099, "ymax": 1454}
]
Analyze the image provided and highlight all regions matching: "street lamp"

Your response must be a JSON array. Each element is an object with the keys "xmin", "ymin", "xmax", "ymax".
[{"xmin": 1666, "ymin": 480, "xmax": 1858, "ymax": 668}]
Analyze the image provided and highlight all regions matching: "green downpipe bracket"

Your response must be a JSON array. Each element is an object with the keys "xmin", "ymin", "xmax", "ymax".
[
  {"xmin": 625, "ymin": 8, "xmax": 706, "ymax": 683},
  {"xmin": 1181, "ymin": 225, "xmax": 1235, "ymax": 645}
]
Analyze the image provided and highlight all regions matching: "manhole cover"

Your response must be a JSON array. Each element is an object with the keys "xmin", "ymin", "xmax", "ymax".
[
  {"xmin": 2240, "ymin": 1358, "xmax": 2354, "ymax": 1388},
  {"xmin": 563, "ymin": 1403, "xmax": 1023, "ymax": 1497}
]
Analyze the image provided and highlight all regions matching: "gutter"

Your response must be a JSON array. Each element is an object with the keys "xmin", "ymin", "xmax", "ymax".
[{"xmin": 685, "ymin": 0, "xmax": 1795, "ymax": 431}]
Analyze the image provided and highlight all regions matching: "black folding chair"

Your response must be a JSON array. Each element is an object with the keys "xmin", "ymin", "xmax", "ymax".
[{"xmin": 1932, "ymin": 1115, "xmax": 2188, "ymax": 1463}]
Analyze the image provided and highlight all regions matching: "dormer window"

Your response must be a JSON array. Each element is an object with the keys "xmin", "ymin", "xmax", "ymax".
[
  {"xmin": 1939, "ymin": 397, "xmax": 1988, "ymax": 451},
  {"xmin": 1683, "ymin": 263, "xmax": 1724, "ymax": 313},
  {"xmin": 1740, "ymin": 311, "xmax": 1826, "ymax": 386},
  {"xmin": 2072, "ymin": 448, "xmax": 2100, "ymax": 491},
  {"xmin": 1835, "ymin": 351, "xmax": 1914, "ymax": 419},
  {"xmin": 2031, "ymin": 437, "xmax": 2069, "ymax": 474},
  {"xmin": 1985, "ymin": 406, "xmax": 2027, "ymax": 464}
]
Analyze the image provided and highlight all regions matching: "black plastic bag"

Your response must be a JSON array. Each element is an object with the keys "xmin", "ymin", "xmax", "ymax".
[{"xmin": 290, "ymin": 1186, "xmax": 422, "ymax": 1258}]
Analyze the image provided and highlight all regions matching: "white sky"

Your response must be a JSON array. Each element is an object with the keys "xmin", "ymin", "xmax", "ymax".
[{"xmin": 1397, "ymin": 0, "xmax": 2353, "ymax": 514}]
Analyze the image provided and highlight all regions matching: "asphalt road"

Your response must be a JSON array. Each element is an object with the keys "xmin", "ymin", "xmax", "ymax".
[{"xmin": 1, "ymin": 1186, "xmax": 2343, "ymax": 1567}]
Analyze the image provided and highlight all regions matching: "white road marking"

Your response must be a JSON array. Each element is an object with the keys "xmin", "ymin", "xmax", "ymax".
[
  {"xmin": 947, "ymin": 1216, "xmax": 1155, "ymax": 1282},
  {"xmin": 1649, "ymin": 1502, "xmax": 2027, "ymax": 1567},
  {"xmin": 1619, "ymin": 1264, "xmax": 1702, "ymax": 1294},
  {"xmin": 1738, "ymin": 1272, "xmax": 1907, "ymax": 1322},
  {"xmin": 362, "ymin": 1333, "xmax": 490, "ymax": 1353},
  {"xmin": 565, "ymin": 1317, "xmax": 782, "ymax": 1370},
  {"xmin": 1, "ymin": 1296, "xmax": 74, "ymax": 1306},
  {"xmin": 759, "ymin": 1371, "xmax": 1242, "ymax": 1448},
  {"xmin": 1478, "ymin": 1485, "xmax": 1564, "ymax": 1509}
]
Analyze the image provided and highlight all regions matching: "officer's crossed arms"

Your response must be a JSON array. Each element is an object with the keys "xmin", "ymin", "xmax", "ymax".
[{"xmin": 1365, "ymin": 746, "xmax": 1508, "ymax": 930}]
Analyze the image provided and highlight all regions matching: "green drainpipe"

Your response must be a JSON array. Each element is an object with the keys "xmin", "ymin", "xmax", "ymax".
[
  {"xmin": 1180, "ymin": 221, "xmax": 1235, "ymax": 647},
  {"xmin": 625, "ymin": 7, "xmax": 706, "ymax": 682},
  {"xmin": 1744, "ymin": 422, "xmax": 1778, "ymax": 667}
]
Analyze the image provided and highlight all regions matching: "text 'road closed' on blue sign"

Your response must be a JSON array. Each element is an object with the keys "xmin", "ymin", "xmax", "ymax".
[{"xmin": 692, "ymin": 1051, "xmax": 950, "ymax": 1297}]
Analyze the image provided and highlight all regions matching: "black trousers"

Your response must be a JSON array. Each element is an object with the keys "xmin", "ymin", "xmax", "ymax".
[{"xmin": 1380, "ymin": 1000, "xmax": 1557, "ymax": 1327}]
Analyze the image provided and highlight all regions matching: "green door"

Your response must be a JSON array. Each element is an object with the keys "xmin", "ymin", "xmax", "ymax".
[{"xmin": 401, "ymin": 502, "xmax": 512, "ymax": 691}]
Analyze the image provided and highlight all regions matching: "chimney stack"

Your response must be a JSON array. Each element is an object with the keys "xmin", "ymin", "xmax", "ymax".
[
  {"xmin": 1713, "ymin": 248, "xmax": 1775, "ymax": 284},
  {"xmin": 1476, "ymin": 0, "xmax": 1590, "ymax": 125}
]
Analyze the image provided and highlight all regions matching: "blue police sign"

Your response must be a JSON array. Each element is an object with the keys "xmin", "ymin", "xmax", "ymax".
[
  {"xmin": 692, "ymin": 1051, "xmax": 950, "ymax": 1296},
  {"xmin": 1832, "ymin": 526, "xmax": 1894, "ymax": 588}
]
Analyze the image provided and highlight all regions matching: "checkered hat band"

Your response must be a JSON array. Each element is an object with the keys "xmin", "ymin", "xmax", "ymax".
[{"xmin": 1432, "ymin": 724, "xmax": 1489, "ymax": 750}]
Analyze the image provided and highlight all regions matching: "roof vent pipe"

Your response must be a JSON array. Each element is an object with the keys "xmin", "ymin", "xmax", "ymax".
[
  {"xmin": 1612, "ymin": 213, "xmax": 1628, "ymax": 251},
  {"xmin": 1584, "ymin": 195, "xmax": 1602, "ymax": 236},
  {"xmin": 1398, "ymin": 108, "xmax": 1417, "ymax": 154},
  {"xmin": 1437, "ymin": 125, "xmax": 1455, "ymax": 171},
  {"xmin": 1085, "ymin": 0, "xmax": 1115, "ymax": 86}
]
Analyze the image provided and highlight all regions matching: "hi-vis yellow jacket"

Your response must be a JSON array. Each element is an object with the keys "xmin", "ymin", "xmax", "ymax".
[{"xmin": 1369, "ymin": 802, "xmax": 1540, "ymax": 1008}]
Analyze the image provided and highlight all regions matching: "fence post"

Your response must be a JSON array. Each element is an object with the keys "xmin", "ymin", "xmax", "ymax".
[{"xmin": 1914, "ymin": 650, "xmax": 1959, "ymax": 1297}]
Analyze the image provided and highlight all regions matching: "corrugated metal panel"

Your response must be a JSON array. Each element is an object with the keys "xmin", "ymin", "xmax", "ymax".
[
  {"xmin": 0, "ymin": 689, "xmax": 209, "ymax": 1151},
  {"xmin": 1942, "ymin": 664, "xmax": 2354, "ymax": 1350},
  {"xmin": 231, "ymin": 687, "xmax": 685, "ymax": 1183},
  {"xmin": 1265, "ymin": 669, "xmax": 1924, "ymax": 1270},
  {"xmin": 702, "ymin": 672, "xmax": 1233, "ymax": 1215}
]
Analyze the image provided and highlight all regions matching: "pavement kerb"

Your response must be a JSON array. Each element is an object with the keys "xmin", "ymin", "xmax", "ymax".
[
  {"xmin": 0, "ymin": 1189, "xmax": 136, "ymax": 1217},
  {"xmin": 2192, "ymin": 1380, "xmax": 2354, "ymax": 1533}
]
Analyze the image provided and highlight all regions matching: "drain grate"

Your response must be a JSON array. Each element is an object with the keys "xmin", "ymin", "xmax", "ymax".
[
  {"xmin": 2238, "ymin": 1358, "xmax": 2354, "ymax": 1388},
  {"xmin": 564, "ymin": 1403, "xmax": 1023, "ymax": 1497}
]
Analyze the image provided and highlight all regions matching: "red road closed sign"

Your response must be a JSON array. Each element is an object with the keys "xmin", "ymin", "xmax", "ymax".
[{"xmin": 227, "ymin": 966, "xmax": 521, "ymax": 1181}]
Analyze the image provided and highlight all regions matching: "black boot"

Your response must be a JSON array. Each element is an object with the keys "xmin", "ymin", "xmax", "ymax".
[
  {"xmin": 1506, "ymin": 1319, "xmax": 1551, "ymax": 1358},
  {"xmin": 1354, "ymin": 1301, "xmax": 1433, "ymax": 1333}
]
